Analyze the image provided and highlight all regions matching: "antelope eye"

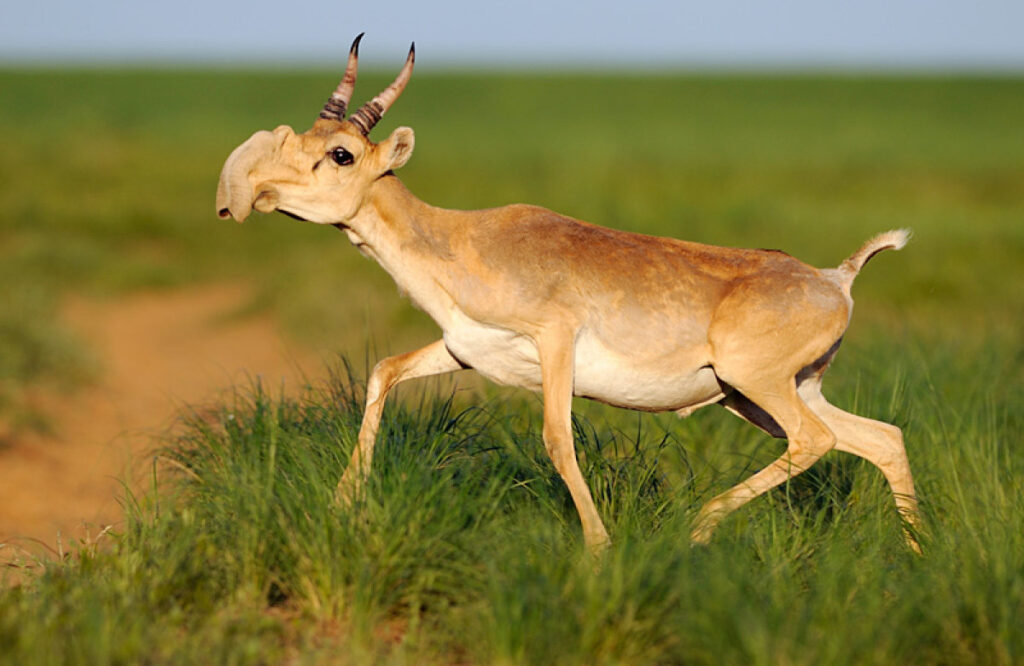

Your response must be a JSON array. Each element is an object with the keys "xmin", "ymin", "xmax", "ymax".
[{"xmin": 330, "ymin": 147, "xmax": 354, "ymax": 166}]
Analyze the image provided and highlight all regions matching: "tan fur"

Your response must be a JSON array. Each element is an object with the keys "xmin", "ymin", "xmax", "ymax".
[{"xmin": 216, "ymin": 50, "xmax": 921, "ymax": 553}]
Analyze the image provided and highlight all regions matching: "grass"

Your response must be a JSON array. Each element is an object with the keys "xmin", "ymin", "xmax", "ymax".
[
  {"xmin": 1, "ymin": 345, "xmax": 1020, "ymax": 664},
  {"xmin": 0, "ymin": 68, "xmax": 1022, "ymax": 662}
]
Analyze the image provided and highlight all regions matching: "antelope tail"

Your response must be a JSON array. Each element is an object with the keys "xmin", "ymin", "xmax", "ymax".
[{"xmin": 836, "ymin": 228, "xmax": 911, "ymax": 289}]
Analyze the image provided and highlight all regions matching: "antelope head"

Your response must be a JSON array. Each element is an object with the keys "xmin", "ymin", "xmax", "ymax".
[{"xmin": 216, "ymin": 34, "xmax": 416, "ymax": 225}]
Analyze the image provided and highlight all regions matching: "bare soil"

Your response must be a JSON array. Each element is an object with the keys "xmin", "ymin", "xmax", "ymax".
[{"xmin": 0, "ymin": 284, "xmax": 320, "ymax": 560}]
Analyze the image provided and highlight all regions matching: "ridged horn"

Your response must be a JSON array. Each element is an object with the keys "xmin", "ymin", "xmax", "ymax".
[
  {"xmin": 347, "ymin": 42, "xmax": 415, "ymax": 135},
  {"xmin": 319, "ymin": 33, "xmax": 365, "ymax": 121}
]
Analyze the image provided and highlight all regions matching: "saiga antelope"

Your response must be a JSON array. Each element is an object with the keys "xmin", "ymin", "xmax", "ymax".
[{"xmin": 216, "ymin": 35, "xmax": 922, "ymax": 552}]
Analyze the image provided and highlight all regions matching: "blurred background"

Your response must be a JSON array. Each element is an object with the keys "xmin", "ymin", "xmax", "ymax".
[{"xmin": 0, "ymin": 0, "xmax": 1021, "ymax": 545}]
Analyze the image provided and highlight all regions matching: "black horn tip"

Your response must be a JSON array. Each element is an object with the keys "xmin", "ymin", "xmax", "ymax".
[
  {"xmin": 350, "ymin": 32, "xmax": 365, "ymax": 55},
  {"xmin": 409, "ymin": 42, "xmax": 416, "ymax": 59}
]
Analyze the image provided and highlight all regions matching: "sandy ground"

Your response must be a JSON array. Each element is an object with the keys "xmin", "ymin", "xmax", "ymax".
[{"xmin": 0, "ymin": 284, "xmax": 320, "ymax": 562}]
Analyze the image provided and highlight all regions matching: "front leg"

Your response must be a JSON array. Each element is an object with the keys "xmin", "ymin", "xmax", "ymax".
[
  {"xmin": 536, "ymin": 326, "xmax": 611, "ymax": 553},
  {"xmin": 337, "ymin": 339, "xmax": 463, "ymax": 500}
]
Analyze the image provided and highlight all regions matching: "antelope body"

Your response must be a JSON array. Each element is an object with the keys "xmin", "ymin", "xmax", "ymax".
[{"xmin": 216, "ymin": 36, "xmax": 921, "ymax": 551}]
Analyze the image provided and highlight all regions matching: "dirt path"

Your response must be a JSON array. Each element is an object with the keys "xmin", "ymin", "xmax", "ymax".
[{"xmin": 0, "ymin": 284, "xmax": 321, "ymax": 560}]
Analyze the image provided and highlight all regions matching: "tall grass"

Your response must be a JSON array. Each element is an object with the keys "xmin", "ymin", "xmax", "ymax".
[{"xmin": 2, "ymin": 336, "xmax": 1021, "ymax": 664}]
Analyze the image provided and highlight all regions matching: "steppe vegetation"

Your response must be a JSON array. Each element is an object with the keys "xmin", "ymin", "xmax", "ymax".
[{"xmin": 0, "ymin": 68, "xmax": 1021, "ymax": 664}]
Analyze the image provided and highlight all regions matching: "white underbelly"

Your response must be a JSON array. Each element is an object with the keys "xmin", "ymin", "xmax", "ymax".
[
  {"xmin": 443, "ymin": 322, "xmax": 543, "ymax": 391},
  {"xmin": 442, "ymin": 316, "xmax": 723, "ymax": 413},
  {"xmin": 573, "ymin": 333, "xmax": 722, "ymax": 411}
]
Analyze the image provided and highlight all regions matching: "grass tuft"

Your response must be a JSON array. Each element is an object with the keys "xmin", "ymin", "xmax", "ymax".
[{"xmin": 2, "ymin": 338, "xmax": 1021, "ymax": 663}]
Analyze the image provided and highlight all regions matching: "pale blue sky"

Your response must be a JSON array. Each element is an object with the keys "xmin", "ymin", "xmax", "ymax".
[{"xmin": 2, "ymin": 0, "xmax": 1022, "ymax": 69}]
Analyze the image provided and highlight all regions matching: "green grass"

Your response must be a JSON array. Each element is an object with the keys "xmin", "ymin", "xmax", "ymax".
[
  {"xmin": 1, "ymin": 346, "xmax": 1020, "ymax": 664},
  {"xmin": 0, "ymin": 68, "xmax": 1022, "ymax": 662}
]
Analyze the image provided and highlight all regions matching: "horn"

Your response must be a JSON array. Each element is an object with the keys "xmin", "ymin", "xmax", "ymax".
[
  {"xmin": 319, "ymin": 33, "xmax": 365, "ymax": 121},
  {"xmin": 347, "ymin": 42, "xmax": 415, "ymax": 135}
]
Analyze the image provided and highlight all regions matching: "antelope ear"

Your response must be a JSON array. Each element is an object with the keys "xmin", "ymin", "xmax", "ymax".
[{"xmin": 379, "ymin": 126, "xmax": 415, "ymax": 171}]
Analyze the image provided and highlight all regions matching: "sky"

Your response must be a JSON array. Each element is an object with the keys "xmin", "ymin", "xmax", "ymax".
[{"xmin": 2, "ymin": 0, "xmax": 1023, "ymax": 70}]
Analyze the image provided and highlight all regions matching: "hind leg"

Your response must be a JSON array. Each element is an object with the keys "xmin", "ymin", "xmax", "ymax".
[
  {"xmin": 798, "ymin": 379, "xmax": 922, "ymax": 552},
  {"xmin": 695, "ymin": 272, "xmax": 851, "ymax": 543},
  {"xmin": 691, "ymin": 379, "xmax": 837, "ymax": 544}
]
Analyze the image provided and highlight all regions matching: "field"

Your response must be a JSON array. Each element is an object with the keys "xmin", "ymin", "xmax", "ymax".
[{"xmin": 0, "ymin": 68, "xmax": 1022, "ymax": 664}]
